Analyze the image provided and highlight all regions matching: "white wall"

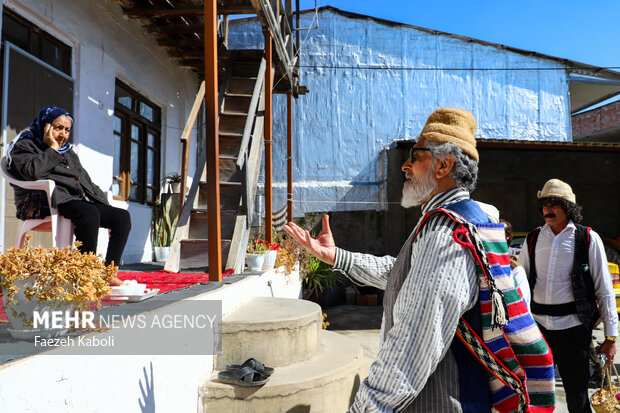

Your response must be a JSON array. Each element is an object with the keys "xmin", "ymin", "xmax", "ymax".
[
  {"xmin": 0, "ymin": 269, "xmax": 302, "ymax": 412},
  {"xmin": 2, "ymin": 0, "xmax": 202, "ymax": 263}
]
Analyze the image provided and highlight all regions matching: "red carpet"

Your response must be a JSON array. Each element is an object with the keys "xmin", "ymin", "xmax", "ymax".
[{"xmin": 0, "ymin": 269, "xmax": 233, "ymax": 323}]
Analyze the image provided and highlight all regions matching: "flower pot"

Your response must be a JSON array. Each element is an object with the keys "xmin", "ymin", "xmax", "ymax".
[
  {"xmin": 246, "ymin": 253, "xmax": 265, "ymax": 271},
  {"xmin": 262, "ymin": 250, "xmax": 278, "ymax": 270},
  {"xmin": 154, "ymin": 246, "xmax": 170, "ymax": 262},
  {"xmin": 2, "ymin": 278, "xmax": 71, "ymax": 340},
  {"xmin": 171, "ymin": 182, "xmax": 181, "ymax": 193}
]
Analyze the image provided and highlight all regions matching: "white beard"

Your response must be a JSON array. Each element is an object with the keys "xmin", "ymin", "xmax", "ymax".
[{"xmin": 401, "ymin": 167, "xmax": 438, "ymax": 208}]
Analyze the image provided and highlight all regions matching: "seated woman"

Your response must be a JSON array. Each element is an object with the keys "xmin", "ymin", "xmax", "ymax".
[{"xmin": 7, "ymin": 106, "xmax": 130, "ymax": 286}]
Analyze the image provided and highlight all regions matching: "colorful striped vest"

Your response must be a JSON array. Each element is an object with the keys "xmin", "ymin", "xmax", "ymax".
[{"xmin": 429, "ymin": 200, "xmax": 556, "ymax": 412}]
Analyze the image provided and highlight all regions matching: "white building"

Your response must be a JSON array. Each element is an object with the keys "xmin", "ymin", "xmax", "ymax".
[{"xmin": 0, "ymin": 0, "xmax": 202, "ymax": 262}]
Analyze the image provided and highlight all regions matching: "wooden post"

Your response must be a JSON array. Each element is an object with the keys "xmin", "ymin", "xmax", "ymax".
[
  {"xmin": 204, "ymin": 0, "xmax": 222, "ymax": 281},
  {"xmin": 264, "ymin": 30, "xmax": 273, "ymax": 244},
  {"xmin": 287, "ymin": 91, "xmax": 293, "ymax": 223}
]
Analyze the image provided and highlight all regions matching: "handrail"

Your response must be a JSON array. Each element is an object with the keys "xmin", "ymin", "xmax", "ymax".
[
  {"xmin": 236, "ymin": 58, "xmax": 266, "ymax": 170},
  {"xmin": 249, "ymin": 0, "xmax": 297, "ymax": 85},
  {"xmin": 178, "ymin": 80, "xmax": 205, "ymax": 217}
]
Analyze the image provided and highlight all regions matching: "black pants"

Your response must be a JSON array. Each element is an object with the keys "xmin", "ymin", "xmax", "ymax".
[
  {"xmin": 539, "ymin": 324, "xmax": 592, "ymax": 413},
  {"xmin": 58, "ymin": 200, "xmax": 131, "ymax": 267}
]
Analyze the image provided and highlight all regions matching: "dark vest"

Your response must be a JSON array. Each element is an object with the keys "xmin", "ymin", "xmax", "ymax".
[
  {"xmin": 526, "ymin": 224, "xmax": 599, "ymax": 331},
  {"xmin": 383, "ymin": 199, "xmax": 491, "ymax": 412}
]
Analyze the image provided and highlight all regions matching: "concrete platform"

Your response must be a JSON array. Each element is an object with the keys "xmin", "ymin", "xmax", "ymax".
[
  {"xmin": 217, "ymin": 297, "xmax": 322, "ymax": 369},
  {"xmin": 200, "ymin": 331, "xmax": 363, "ymax": 413}
]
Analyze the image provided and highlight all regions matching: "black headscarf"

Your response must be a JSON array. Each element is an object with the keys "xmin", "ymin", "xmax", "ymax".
[{"xmin": 7, "ymin": 106, "xmax": 73, "ymax": 166}]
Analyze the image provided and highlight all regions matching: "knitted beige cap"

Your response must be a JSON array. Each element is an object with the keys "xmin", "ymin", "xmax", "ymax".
[
  {"xmin": 537, "ymin": 179, "xmax": 576, "ymax": 203},
  {"xmin": 420, "ymin": 107, "xmax": 478, "ymax": 162}
]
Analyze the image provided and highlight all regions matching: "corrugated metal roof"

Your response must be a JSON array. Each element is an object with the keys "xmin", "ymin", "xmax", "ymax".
[{"xmin": 233, "ymin": 6, "xmax": 620, "ymax": 82}]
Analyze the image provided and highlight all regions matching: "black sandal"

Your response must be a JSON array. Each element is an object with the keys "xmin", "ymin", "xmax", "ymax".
[
  {"xmin": 217, "ymin": 366, "xmax": 269, "ymax": 387},
  {"xmin": 226, "ymin": 358, "xmax": 274, "ymax": 377}
]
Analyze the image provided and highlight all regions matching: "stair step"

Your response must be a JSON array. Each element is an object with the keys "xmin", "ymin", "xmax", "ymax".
[
  {"xmin": 219, "ymin": 133, "xmax": 242, "ymax": 159},
  {"xmin": 199, "ymin": 330, "xmax": 363, "ymax": 413},
  {"xmin": 219, "ymin": 158, "xmax": 241, "ymax": 183},
  {"xmin": 231, "ymin": 60, "xmax": 261, "ymax": 77},
  {"xmin": 222, "ymin": 95, "xmax": 251, "ymax": 114},
  {"xmin": 219, "ymin": 49, "xmax": 263, "ymax": 63},
  {"xmin": 197, "ymin": 182, "xmax": 241, "ymax": 210},
  {"xmin": 227, "ymin": 77, "xmax": 256, "ymax": 96},
  {"xmin": 220, "ymin": 111, "xmax": 248, "ymax": 118},
  {"xmin": 217, "ymin": 297, "xmax": 322, "ymax": 368},
  {"xmin": 189, "ymin": 209, "xmax": 237, "ymax": 240},
  {"xmin": 179, "ymin": 239, "xmax": 231, "ymax": 270},
  {"xmin": 219, "ymin": 113, "xmax": 246, "ymax": 136}
]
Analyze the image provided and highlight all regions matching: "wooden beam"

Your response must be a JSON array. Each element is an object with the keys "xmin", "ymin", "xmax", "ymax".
[
  {"xmin": 179, "ymin": 81, "xmax": 206, "ymax": 219},
  {"xmin": 157, "ymin": 38, "xmax": 202, "ymax": 48},
  {"xmin": 205, "ymin": 0, "xmax": 222, "ymax": 281},
  {"xmin": 145, "ymin": 23, "xmax": 204, "ymax": 35},
  {"xmin": 287, "ymin": 90, "xmax": 293, "ymax": 223},
  {"xmin": 264, "ymin": 30, "xmax": 273, "ymax": 244},
  {"xmin": 218, "ymin": 4, "xmax": 258, "ymax": 14},
  {"xmin": 168, "ymin": 48, "xmax": 205, "ymax": 58},
  {"xmin": 123, "ymin": 7, "xmax": 203, "ymax": 18}
]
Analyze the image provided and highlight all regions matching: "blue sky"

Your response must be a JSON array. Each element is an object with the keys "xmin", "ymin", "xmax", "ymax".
[{"xmin": 297, "ymin": 0, "xmax": 620, "ymax": 69}]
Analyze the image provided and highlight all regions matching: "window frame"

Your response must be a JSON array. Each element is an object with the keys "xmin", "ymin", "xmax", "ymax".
[
  {"xmin": 1, "ymin": 9, "xmax": 72, "ymax": 76},
  {"xmin": 113, "ymin": 80, "xmax": 161, "ymax": 205}
]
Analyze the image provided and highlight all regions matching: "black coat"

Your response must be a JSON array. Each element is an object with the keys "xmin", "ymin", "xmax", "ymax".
[{"xmin": 8, "ymin": 137, "xmax": 109, "ymax": 209}]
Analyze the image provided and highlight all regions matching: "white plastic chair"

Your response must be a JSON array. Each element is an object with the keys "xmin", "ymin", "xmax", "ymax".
[{"xmin": 0, "ymin": 156, "xmax": 74, "ymax": 248}]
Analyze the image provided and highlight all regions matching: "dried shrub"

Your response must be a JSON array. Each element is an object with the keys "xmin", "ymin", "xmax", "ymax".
[{"xmin": 0, "ymin": 236, "xmax": 116, "ymax": 326}]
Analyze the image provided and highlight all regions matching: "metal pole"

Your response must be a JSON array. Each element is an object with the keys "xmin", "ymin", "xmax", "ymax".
[
  {"xmin": 295, "ymin": 0, "xmax": 300, "ymax": 49},
  {"xmin": 264, "ymin": 30, "xmax": 273, "ymax": 244},
  {"xmin": 204, "ymin": 0, "xmax": 222, "ymax": 281},
  {"xmin": 287, "ymin": 91, "xmax": 293, "ymax": 223}
]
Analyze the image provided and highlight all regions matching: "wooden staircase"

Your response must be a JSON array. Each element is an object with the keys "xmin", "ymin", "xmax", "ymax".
[{"xmin": 165, "ymin": 49, "xmax": 267, "ymax": 273}]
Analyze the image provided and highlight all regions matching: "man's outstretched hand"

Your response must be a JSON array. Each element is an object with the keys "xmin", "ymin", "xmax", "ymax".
[{"xmin": 283, "ymin": 215, "xmax": 337, "ymax": 266}]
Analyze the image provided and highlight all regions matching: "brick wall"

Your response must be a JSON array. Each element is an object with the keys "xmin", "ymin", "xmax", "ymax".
[{"xmin": 572, "ymin": 100, "xmax": 620, "ymax": 137}]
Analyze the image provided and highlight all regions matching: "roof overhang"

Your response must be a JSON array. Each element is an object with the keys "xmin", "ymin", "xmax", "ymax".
[{"xmin": 569, "ymin": 73, "xmax": 620, "ymax": 114}]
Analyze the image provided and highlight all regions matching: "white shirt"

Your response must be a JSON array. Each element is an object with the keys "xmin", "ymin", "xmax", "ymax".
[
  {"xmin": 518, "ymin": 221, "xmax": 618, "ymax": 337},
  {"xmin": 512, "ymin": 265, "xmax": 531, "ymax": 308}
]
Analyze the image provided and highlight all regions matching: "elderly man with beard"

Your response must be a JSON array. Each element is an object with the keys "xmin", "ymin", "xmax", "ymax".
[{"xmin": 284, "ymin": 107, "xmax": 551, "ymax": 412}]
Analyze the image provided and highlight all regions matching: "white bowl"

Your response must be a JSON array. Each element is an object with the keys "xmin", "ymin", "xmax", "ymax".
[
  {"xmin": 134, "ymin": 284, "xmax": 147, "ymax": 295},
  {"xmin": 110, "ymin": 285, "xmax": 136, "ymax": 296}
]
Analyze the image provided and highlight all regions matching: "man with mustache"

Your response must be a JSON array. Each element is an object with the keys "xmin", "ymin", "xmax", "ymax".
[
  {"xmin": 285, "ymin": 108, "xmax": 554, "ymax": 412},
  {"xmin": 519, "ymin": 178, "xmax": 617, "ymax": 413}
]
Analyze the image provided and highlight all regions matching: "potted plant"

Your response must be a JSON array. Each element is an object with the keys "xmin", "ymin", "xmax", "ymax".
[
  {"xmin": 164, "ymin": 172, "xmax": 182, "ymax": 194},
  {"xmin": 246, "ymin": 238, "xmax": 267, "ymax": 271},
  {"xmin": 301, "ymin": 255, "xmax": 342, "ymax": 304},
  {"xmin": 262, "ymin": 242, "xmax": 280, "ymax": 270},
  {"xmin": 151, "ymin": 184, "xmax": 179, "ymax": 262},
  {"xmin": 0, "ymin": 236, "xmax": 116, "ymax": 339}
]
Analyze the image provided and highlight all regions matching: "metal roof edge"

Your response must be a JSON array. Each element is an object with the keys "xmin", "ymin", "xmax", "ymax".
[
  {"xmin": 394, "ymin": 138, "xmax": 620, "ymax": 152},
  {"xmin": 285, "ymin": 6, "xmax": 620, "ymax": 79}
]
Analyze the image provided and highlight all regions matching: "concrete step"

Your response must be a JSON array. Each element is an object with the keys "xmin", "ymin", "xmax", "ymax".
[
  {"xmin": 178, "ymin": 239, "xmax": 231, "ymax": 270},
  {"xmin": 216, "ymin": 297, "xmax": 322, "ymax": 369},
  {"xmin": 199, "ymin": 330, "xmax": 363, "ymax": 413}
]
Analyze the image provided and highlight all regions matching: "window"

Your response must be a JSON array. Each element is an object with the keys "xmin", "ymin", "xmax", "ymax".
[
  {"xmin": 113, "ymin": 80, "xmax": 161, "ymax": 205},
  {"xmin": 2, "ymin": 9, "xmax": 71, "ymax": 75}
]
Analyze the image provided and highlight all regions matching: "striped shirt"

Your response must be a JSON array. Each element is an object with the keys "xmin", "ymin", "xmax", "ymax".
[{"xmin": 335, "ymin": 188, "xmax": 480, "ymax": 412}]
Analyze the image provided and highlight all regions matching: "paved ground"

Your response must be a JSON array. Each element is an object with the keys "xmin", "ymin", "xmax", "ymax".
[{"xmin": 326, "ymin": 304, "xmax": 616, "ymax": 412}]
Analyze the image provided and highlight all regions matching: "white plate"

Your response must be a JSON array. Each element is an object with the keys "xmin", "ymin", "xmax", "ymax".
[{"xmin": 104, "ymin": 288, "xmax": 160, "ymax": 303}]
